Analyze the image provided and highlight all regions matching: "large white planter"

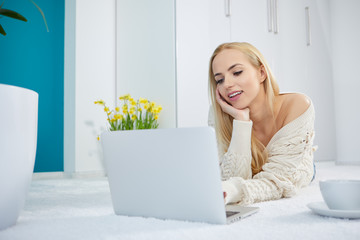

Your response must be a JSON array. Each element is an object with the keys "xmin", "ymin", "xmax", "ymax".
[{"xmin": 0, "ymin": 84, "xmax": 38, "ymax": 230}]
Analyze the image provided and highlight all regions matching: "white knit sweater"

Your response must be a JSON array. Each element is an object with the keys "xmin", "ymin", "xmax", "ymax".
[{"xmin": 209, "ymin": 102, "xmax": 316, "ymax": 205}]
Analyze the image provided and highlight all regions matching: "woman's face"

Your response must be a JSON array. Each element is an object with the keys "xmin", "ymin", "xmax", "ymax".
[{"xmin": 212, "ymin": 49, "xmax": 265, "ymax": 110}]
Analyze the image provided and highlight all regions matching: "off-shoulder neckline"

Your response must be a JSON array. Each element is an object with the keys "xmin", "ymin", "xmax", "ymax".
[{"xmin": 266, "ymin": 101, "xmax": 314, "ymax": 149}]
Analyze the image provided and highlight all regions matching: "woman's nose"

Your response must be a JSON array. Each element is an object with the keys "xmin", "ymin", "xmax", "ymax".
[{"xmin": 223, "ymin": 76, "xmax": 235, "ymax": 88}]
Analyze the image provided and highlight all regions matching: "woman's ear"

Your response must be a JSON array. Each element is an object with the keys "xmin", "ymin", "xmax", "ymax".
[{"xmin": 259, "ymin": 65, "xmax": 267, "ymax": 83}]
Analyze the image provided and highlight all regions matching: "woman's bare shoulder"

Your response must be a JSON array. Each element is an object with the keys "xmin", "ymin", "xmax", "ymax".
[{"xmin": 279, "ymin": 93, "xmax": 311, "ymax": 126}]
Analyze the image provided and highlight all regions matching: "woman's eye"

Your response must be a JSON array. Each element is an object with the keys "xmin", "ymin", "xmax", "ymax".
[
  {"xmin": 234, "ymin": 71, "xmax": 243, "ymax": 76},
  {"xmin": 216, "ymin": 79, "xmax": 224, "ymax": 85}
]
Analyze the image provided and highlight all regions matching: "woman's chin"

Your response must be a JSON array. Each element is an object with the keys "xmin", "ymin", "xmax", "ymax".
[{"xmin": 232, "ymin": 103, "xmax": 248, "ymax": 110}]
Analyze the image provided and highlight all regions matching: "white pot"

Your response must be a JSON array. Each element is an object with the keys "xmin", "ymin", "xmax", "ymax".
[{"xmin": 0, "ymin": 84, "xmax": 38, "ymax": 230}]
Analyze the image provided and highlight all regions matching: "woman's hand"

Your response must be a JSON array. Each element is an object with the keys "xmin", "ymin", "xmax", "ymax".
[
  {"xmin": 216, "ymin": 88, "xmax": 250, "ymax": 121},
  {"xmin": 223, "ymin": 192, "xmax": 228, "ymax": 204}
]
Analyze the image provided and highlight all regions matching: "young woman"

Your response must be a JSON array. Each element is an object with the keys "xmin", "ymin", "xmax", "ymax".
[{"xmin": 208, "ymin": 42, "xmax": 316, "ymax": 205}]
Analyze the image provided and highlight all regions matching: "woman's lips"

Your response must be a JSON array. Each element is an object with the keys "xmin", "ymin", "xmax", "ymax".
[{"xmin": 228, "ymin": 90, "xmax": 243, "ymax": 101}]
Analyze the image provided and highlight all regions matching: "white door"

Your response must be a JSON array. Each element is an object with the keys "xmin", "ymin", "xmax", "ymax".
[
  {"xmin": 305, "ymin": 0, "xmax": 336, "ymax": 161},
  {"xmin": 230, "ymin": 0, "xmax": 277, "ymax": 73}
]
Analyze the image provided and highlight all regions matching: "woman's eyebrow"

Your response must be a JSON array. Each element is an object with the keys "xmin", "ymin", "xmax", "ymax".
[
  {"xmin": 214, "ymin": 63, "xmax": 243, "ymax": 77},
  {"xmin": 228, "ymin": 63, "xmax": 243, "ymax": 71}
]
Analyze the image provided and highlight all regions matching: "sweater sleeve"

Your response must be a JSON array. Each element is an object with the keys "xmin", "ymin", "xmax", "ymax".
[
  {"xmin": 220, "ymin": 120, "xmax": 253, "ymax": 181},
  {"xmin": 222, "ymin": 105, "xmax": 316, "ymax": 205}
]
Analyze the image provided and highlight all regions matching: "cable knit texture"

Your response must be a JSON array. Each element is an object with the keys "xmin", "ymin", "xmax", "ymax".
[
  {"xmin": 210, "ymin": 102, "xmax": 316, "ymax": 205},
  {"xmin": 220, "ymin": 120, "xmax": 253, "ymax": 180}
]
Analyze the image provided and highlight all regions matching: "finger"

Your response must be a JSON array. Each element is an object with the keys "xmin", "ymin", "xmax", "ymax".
[{"xmin": 216, "ymin": 88, "xmax": 226, "ymax": 106}]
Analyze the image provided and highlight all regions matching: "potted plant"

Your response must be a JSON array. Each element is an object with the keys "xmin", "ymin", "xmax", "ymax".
[
  {"xmin": 0, "ymin": 0, "xmax": 48, "ymax": 36},
  {"xmin": 95, "ymin": 94, "xmax": 163, "ymax": 133},
  {"xmin": 0, "ymin": 1, "xmax": 47, "ymax": 230},
  {"xmin": 0, "ymin": 84, "xmax": 38, "ymax": 230}
]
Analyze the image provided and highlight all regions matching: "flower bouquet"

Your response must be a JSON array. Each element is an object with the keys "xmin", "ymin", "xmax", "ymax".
[{"xmin": 95, "ymin": 94, "xmax": 162, "ymax": 133}]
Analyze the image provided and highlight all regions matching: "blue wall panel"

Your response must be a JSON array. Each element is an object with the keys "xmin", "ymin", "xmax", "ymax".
[{"xmin": 0, "ymin": 0, "xmax": 64, "ymax": 172}]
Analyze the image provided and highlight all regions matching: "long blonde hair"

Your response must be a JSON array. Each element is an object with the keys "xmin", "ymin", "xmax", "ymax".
[{"xmin": 209, "ymin": 42, "xmax": 280, "ymax": 175}]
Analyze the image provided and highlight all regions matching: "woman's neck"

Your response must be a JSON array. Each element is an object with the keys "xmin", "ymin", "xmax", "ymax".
[
  {"xmin": 249, "ymin": 87, "xmax": 279, "ymax": 146},
  {"xmin": 249, "ymin": 88, "xmax": 273, "ymax": 127}
]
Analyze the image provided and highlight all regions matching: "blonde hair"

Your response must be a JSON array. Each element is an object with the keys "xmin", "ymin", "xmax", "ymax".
[{"xmin": 209, "ymin": 42, "xmax": 280, "ymax": 175}]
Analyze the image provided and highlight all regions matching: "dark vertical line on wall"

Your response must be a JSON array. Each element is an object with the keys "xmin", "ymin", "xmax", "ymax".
[
  {"xmin": 229, "ymin": 12, "xmax": 232, "ymax": 40},
  {"xmin": 114, "ymin": 0, "xmax": 118, "ymax": 107},
  {"xmin": 174, "ymin": 0, "xmax": 178, "ymax": 128}
]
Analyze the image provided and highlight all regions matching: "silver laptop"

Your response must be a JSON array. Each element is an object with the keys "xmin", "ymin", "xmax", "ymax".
[{"xmin": 101, "ymin": 127, "xmax": 259, "ymax": 224}]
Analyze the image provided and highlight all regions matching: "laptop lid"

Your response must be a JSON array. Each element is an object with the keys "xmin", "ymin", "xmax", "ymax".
[{"xmin": 101, "ymin": 127, "xmax": 227, "ymax": 224}]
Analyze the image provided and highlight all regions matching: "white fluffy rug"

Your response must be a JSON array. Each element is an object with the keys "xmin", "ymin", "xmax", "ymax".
[{"xmin": 0, "ymin": 161, "xmax": 359, "ymax": 240}]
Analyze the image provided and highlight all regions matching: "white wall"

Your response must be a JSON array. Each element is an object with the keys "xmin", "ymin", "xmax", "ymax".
[
  {"xmin": 331, "ymin": 0, "xmax": 360, "ymax": 165},
  {"xmin": 176, "ymin": 0, "xmax": 212, "ymax": 127},
  {"xmin": 64, "ymin": 0, "xmax": 115, "ymax": 173},
  {"xmin": 116, "ymin": 0, "xmax": 176, "ymax": 129}
]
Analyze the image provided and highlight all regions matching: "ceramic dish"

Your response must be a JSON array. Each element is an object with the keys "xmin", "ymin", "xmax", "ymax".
[{"xmin": 307, "ymin": 202, "xmax": 360, "ymax": 219}]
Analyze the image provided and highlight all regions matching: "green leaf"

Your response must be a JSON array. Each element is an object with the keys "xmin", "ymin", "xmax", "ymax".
[
  {"xmin": 0, "ymin": 9, "xmax": 27, "ymax": 22},
  {"xmin": 30, "ymin": 0, "xmax": 49, "ymax": 32},
  {"xmin": 0, "ymin": 23, "xmax": 6, "ymax": 36}
]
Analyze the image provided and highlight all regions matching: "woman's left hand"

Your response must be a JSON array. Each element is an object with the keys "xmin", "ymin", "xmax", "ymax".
[{"xmin": 216, "ymin": 88, "xmax": 250, "ymax": 121}]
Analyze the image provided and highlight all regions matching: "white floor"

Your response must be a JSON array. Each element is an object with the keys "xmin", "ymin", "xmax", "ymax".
[{"xmin": 0, "ymin": 161, "xmax": 359, "ymax": 240}]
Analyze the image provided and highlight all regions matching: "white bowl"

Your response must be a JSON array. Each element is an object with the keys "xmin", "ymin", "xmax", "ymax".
[{"xmin": 319, "ymin": 180, "xmax": 360, "ymax": 210}]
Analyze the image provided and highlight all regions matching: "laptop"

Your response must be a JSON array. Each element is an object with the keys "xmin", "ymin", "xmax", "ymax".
[{"xmin": 101, "ymin": 127, "xmax": 259, "ymax": 224}]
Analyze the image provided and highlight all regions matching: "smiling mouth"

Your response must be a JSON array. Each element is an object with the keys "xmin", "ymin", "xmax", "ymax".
[{"xmin": 228, "ymin": 90, "xmax": 243, "ymax": 98}]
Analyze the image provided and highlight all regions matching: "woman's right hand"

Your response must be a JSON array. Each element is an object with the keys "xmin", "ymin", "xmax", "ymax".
[{"xmin": 216, "ymin": 88, "xmax": 250, "ymax": 121}]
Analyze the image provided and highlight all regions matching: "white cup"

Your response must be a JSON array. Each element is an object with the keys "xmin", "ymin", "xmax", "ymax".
[{"xmin": 319, "ymin": 180, "xmax": 360, "ymax": 210}]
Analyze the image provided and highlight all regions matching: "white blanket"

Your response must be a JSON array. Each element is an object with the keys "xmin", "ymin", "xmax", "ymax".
[{"xmin": 1, "ymin": 161, "xmax": 359, "ymax": 240}]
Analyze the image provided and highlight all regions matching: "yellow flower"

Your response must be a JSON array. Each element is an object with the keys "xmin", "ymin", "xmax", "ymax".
[
  {"xmin": 154, "ymin": 106, "xmax": 162, "ymax": 114},
  {"xmin": 151, "ymin": 102, "xmax": 155, "ymax": 107},
  {"xmin": 130, "ymin": 100, "xmax": 136, "ymax": 106},
  {"xmin": 154, "ymin": 115, "xmax": 159, "ymax": 120},
  {"xmin": 94, "ymin": 100, "xmax": 105, "ymax": 105},
  {"xmin": 104, "ymin": 107, "xmax": 109, "ymax": 112},
  {"xmin": 139, "ymin": 97, "xmax": 148, "ymax": 104},
  {"xmin": 97, "ymin": 136, "xmax": 100, "ymax": 141},
  {"xmin": 119, "ymin": 94, "xmax": 131, "ymax": 100},
  {"xmin": 115, "ymin": 107, "xmax": 120, "ymax": 112},
  {"xmin": 131, "ymin": 115, "xmax": 137, "ymax": 120},
  {"xmin": 144, "ymin": 103, "xmax": 149, "ymax": 110},
  {"xmin": 122, "ymin": 105, "xmax": 128, "ymax": 113},
  {"xmin": 129, "ymin": 107, "xmax": 135, "ymax": 114},
  {"xmin": 114, "ymin": 114, "xmax": 123, "ymax": 120}
]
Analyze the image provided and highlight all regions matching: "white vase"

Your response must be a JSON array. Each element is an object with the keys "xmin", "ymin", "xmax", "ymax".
[{"xmin": 0, "ymin": 84, "xmax": 38, "ymax": 230}]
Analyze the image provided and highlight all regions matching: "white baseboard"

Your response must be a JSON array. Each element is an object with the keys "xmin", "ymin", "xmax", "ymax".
[
  {"xmin": 32, "ymin": 170, "xmax": 107, "ymax": 180},
  {"xmin": 335, "ymin": 161, "xmax": 360, "ymax": 166}
]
